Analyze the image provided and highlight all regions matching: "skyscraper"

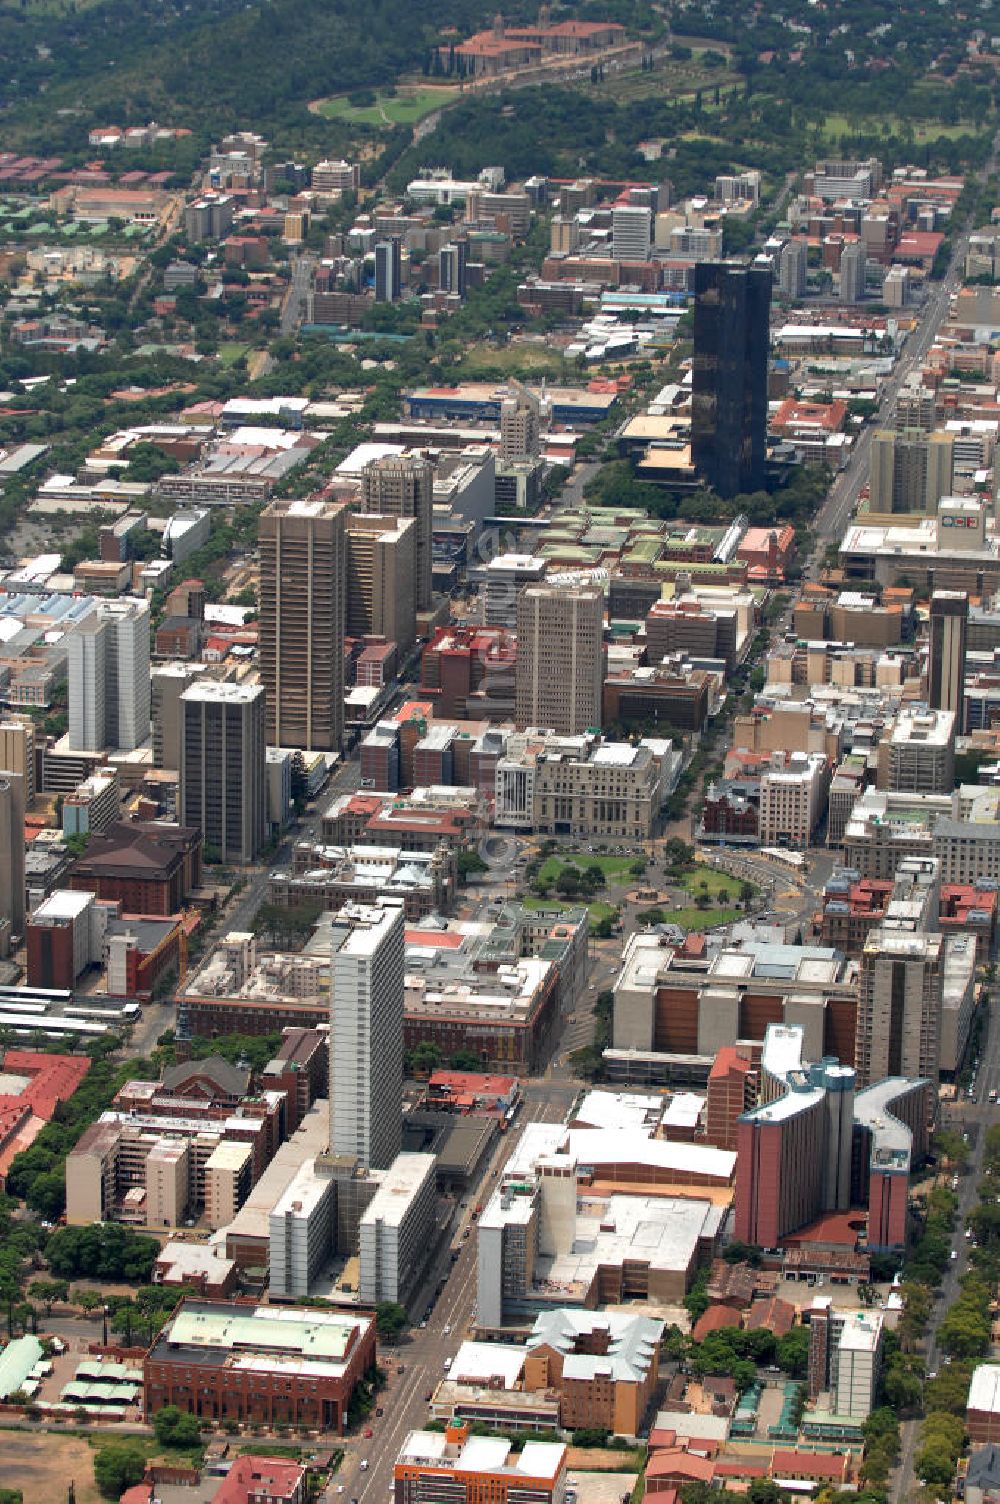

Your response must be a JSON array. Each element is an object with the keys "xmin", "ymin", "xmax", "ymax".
[
  {"xmin": 839, "ymin": 241, "xmax": 867, "ymax": 303},
  {"xmin": 691, "ymin": 261, "xmax": 771, "ymax": 499},
  {"xmin": 0, "ymin": 771, "xmax": 25, "ymax": 942},
  {"xmin": 180, "ymin": 682, "xmax": 266, "ymax": 865},
  {"xmin": 375, "ymin": 238, "xmax": 402, "ymax": 302},
  {"xmin": 515, "ymin": 579, "xmax": 604, "ymax": 734},
  {"xmin": 329, "ymin": 900, "xmax": 405, "ymax": 1170},
  {"xmin": 344, "ymin": 512, "xmax": 417, "ymax": 652},
  {"xmin": 928, "ymin": 589, "xmax": 968, "ymax": 728},
  {"xmin": 362, "ymin": 454, "xmax": 434, "ymax": 611},
  {"xmin": 439, "ymin": 240, "xmax": 467, "ymax": 298},
  {"xmin": 611, "ymin": 204, "xmax": 652, "ymax": 262},
  {"xmin": 868, "ymin": 429, "xmax": 954, "ymax": 515},
  {"xmin": 68, "ymin": 600, "xmax": 150, "ymax": 754},
  {"xmin": 778, "ymin": 238, "xmax": 807, "ymax": 298},
  {"xmin": 259, "ymin": 498, "xmax": 346, "ymax": 752},
  {"xmin": 500, "ymin": 382, "xmax": 541, "ymax": 463}
]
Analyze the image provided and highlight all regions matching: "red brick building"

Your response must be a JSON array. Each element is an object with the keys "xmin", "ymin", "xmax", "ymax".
[
  {"xmin": 68, "ymin": 821, "xmax": 202, "ymax": 915},
  {"xmin": 144, "ymin": 1301, "xmax": 376, "ymax": 1433}
]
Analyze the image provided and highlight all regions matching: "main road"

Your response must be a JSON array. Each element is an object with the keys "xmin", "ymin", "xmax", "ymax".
[{"xmin": 325, "ymin": 1077, "xmax": 583, "ymax": 1504}]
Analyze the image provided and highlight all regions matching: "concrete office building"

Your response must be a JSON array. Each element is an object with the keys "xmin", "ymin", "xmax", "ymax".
[
  {"xmin": 515, "ymin": 580, "xmax": 604, "ymax": 735},
  {"xmin": 68, "ymin": 599, "xmax": 151, "ymax": 753},
  {"xmin": 358, "ymin": 1151, "xmax": 436, "ymax": 1304},
  {"xmin": 839, "ymin": 241, "xmax": 867, "ymax": 303},
  {"xmin": 611, "ymin": 205, "xmax": 652, "ymax": 262},
  {"xmin": 500, "ymin": 384, "xmax": 542, "ymax": 463},
  {"xmin": 329, "ymin": 900, "xmax": 405, "ymax": 1170},
  {"xmin": 394, "ymin": 1427, "xmax": 567, "ymax": 1504},
  {"xmin": 482, "ymin": 553, "xmax": 547, "ymax": 629},
  {"xmin": 180, "ymin": 682, "xmax": 266, "ymax": 865},
  {"xmin": 0, "ymin": 771, "xmax": 25, "ymax": 943},
  {"xmin": 876, "ymin": 706, "xmax": 955, "ymax": 794},
  {"xmin": 375, "ymin": 238, "xmax": 402, "ymax": 302},
  {"xmin": 758, "ymin": 751, "xmax": 830, "ymax": 847},
  {"xmin": 779, "ymin": 238, "xmax": 807, "ymax": 298},
  {"xmin": 344, "ymin": 512, "xmax": 417, "ymax": 653},
  {"xmin": 362, "ymin": 453, "xmax": 434, "ymax": 611},
  {"xmin": 269, "ymin": 1158, "xmax": 335, "ymax": 1298},
  {"xmin": 691, "ymin": 262, "xmax": 771, "ymax": 499},
  {"xmin": 260, "ymin": 498, "xmax": 346, "ymax": 753},
  {"xmin": 868, "ymin": 429, "xmax": 954, "ymax": 515},
  {"xmin": 439, "ymin": 240, "xmax": 468, "ymax": 298},
  {"xmin": 807, "ymin": 1304, "xmax": 884, "ymax": 1420},
  {"xmin": 151, "ymin": 663, "xmax": 210, "ymax": 770},
  {"xmin": 929, "ymin": 589, "xmax": 968, "ymax": 726}
]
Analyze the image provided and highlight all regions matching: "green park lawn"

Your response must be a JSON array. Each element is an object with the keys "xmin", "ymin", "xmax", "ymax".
[
  {"xmin": 666, "ymin": 905, "xmax": 741, "ymax": 931},
  {"xmin": 317, "ymin": 87, "xmax": 458, "ymax": 127},
  {"xmin": 537, "ymin": 852, "xmax": 640, "ymax": 885},
  {"xmin": 679, "ymin": 867, "xmax": 744, "ymax": 901},
  {"xmin": 819, "ymin": 111, "xmax": 979, "ymax": 143},
  {"xmin": 218, "ymin": 342, "xmax": 250, "ymax": 367}
]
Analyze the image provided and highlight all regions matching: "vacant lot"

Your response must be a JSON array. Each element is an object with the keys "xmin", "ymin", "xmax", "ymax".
[
  {"xmin": 3, "ymin": 1432, "xmax": 104, "ymax": 1504},
  {"xmin": 316, "ymin": 87, "xmax": 458, "ymax": 127}
]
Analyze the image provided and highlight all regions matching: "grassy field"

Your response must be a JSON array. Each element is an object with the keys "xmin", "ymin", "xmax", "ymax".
[
  {"xmin": 218, "ymin": 342, "xmax": 250, "ymax": 367},
  {"xmin": 457, "ymin": 342, "xmax": 567, "ymax": 377},
  {"xmin": 316, "ymin": 87, "xmax": 458, "ymax": 127},
  {"xmin": 680, "ymin": 868, "xmax": 743, "ymax": 900},
  {"xmin": 538, "ymin": 852, "xmax": 639, "ymax": 884},
  {"xmin": 819, "ymin": 111, "xmax": 980, "ymax": 143},
  {"xmin": 655, "ymin": 904, "xmax": 741, "ymax": 930}
]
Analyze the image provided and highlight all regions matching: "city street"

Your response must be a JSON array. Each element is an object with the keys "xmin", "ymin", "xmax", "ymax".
[{"xmin": 325, "ymin": 1078, "xmax": 581, "ymax": 1504}]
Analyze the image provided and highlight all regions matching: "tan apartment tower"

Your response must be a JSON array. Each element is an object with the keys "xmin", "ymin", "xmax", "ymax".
[
  {"xmin": 515, "ymin": 579, "xmax": 605, "ymax": 735},
  {"xmin": 260, "ymin": 498, "xmax": 345, "ymax": 752},
  {"xmin": 362, "ymin": 454, "xmax": 434, "ymax": 611},
  {"xmin": 344, "ymin": 513, "xmax": 417, "ymax": 654}
]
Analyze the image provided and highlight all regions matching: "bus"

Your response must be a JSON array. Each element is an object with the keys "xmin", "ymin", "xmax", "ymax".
[{"xmin": 0, "ymin": 985, "xmax": 71, "ymax": 1006}]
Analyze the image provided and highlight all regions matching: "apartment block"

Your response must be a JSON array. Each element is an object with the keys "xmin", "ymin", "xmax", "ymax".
[
  {"xmin": 344, "ymin": 512, "xmax": 417, "ymax": 653},
  {"xmin": 515, "ymin": 580, "xmax": 604, "ymax": 735}
]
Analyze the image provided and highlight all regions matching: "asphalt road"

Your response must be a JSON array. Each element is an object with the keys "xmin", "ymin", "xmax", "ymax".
[{"xmin": 324, "ymin": 1078, "xmax": 582, "ymax": 1504}]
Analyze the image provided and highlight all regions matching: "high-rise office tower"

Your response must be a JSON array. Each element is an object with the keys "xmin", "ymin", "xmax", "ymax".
[
  {"xmin": 0, "ymin": 720, "xmax": 35, "ymax": 807},
  {"xmin": 362, "ymin": 454, "xmax": 434, "ymax": 611},
  {"xmin": 329, "ymin": 899, "xmax": 405, "ymax": 1170},
  {"xmin": 500, "ymin": 382, "xmax": 541, "ymax": 462},
  {"xmin": 515, "ymin": 579, "xmax": 604, "ymax": 734},
  {"xmin": 344, "ymin": 512, "xmax": 417, "ymax": 652},
  {"xmin": 68, "ymin": 599, "xmax": 151, "ymax": 754},
  {"xmin": 691, "ymin": 261, "xmax": 771, "ymax": 500},
  {"xmin": 778, "ymin": 238, "xmax": 807, "ymax": 298},
  {"xmin": 611, "ymin": 204, "xmax": 652, "ymax": 262},
  {"xmin": 868, "ymin": 428, "xmax": 954, "ymax": 515},
  {"xmin": 439, "ymin": 240, "xmax": 467, "ymax": 298},
  {"xmin": 151, "ymin": 663, "xmax": 209, "ymax": 770},
  {"xmin": 260, "ymin": 498, "xmax": 346, "ymax": 752},
  {"xmin": 0, "ymin": 770, "xmax": 25, "ymax": 941},
  {"xmin": 180, "ymin": 681, "xmax": 266, "ymax": 865},
  {"xmin": 928, "ymin": 589, "xmax": 968, "ymax": 728},
  {"xmin": 839, "ymin": 241, "xmax": 867, "ymax": 303},
  {"xmin": 375, "ymin": 237, "xmax": 402, "ymax": 302}
]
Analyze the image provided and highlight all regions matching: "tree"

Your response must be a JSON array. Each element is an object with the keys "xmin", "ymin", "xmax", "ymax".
[
  {"xmin": 457, "ymin": 849, "xmax": 488, "ymax": 881},
  {"xmin": 93, "ymin": 1444, "xmax": 147, "ymax": 1501},
  {"xmin": 28, "ymin": 1279, "xmax": 68, "ymax": 1315},
  {"xmin": 406, "ymin": 1041, "xmax": 443, "ymax": 1077},
  {"xmin": 375, "ymin": 1301, "xmax": 408, "ymax": 1342},
  {"xmin": 289, "ymin": 750, "xmax": 309, "ymax": 814},
  {"xmin": 776, "ymin": 1326, "xmax": 809, "ymax": 1378},
  {"xmin": 153, "ymin": 1405, "xmax": 201, "ymax": 1448},
  {"xmin": 748, "ymin": 1483, "xmax": 785, "ymax": 1504}
]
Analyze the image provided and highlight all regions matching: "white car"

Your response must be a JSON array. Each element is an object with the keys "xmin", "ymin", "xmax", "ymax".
[{"xmin": 360, "ymin": 1461, "xmax": 370, "ymax": 1472}]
